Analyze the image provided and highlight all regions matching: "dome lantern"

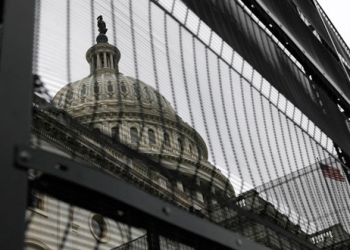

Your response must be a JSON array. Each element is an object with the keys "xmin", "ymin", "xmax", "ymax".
[{"xmin": 86, "ymin": 16, "xmax": 121, "ymax": 75}]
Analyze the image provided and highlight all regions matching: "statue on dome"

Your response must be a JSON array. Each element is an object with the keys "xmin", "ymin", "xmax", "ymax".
[{"xmin": 97, "ymin": 15, "xmax": 108, "ymax": 34}]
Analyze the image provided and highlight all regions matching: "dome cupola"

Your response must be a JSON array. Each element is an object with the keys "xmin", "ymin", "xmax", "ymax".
[{"xmin": 86, "ymin": 16, "xmax": 121, "ymax": 75}]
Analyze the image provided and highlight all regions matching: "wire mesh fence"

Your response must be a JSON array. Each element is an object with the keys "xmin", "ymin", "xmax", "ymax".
[{"xmin": 2, "ymin": 0, "xmax": 350, "ymax": 249}]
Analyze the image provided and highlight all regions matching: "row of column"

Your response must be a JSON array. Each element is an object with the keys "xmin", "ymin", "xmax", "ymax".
[{"xmin": 91, "ymin": 52, "xmax": 115, "ymax": 71}]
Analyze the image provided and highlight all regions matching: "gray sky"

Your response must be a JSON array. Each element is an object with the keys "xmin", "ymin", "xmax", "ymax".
[{"xmin": 318, "ymin": 0, "xmax": 350, "ymax": 47}]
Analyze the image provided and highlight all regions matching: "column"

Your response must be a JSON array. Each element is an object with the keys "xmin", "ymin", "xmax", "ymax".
[
  {"xmin": 211, "ymin": 186, "xmax": 217, "ymax": 205},
  {"xmin": 110, "ymin": 53, "xmax": 114, "ymax": 69},
  {"xmin": 97, "ymin": 54, "xmax": 101, "ymax": 69},
  {"xmin": 195, "ymin": 178, "xmax": 204, "ymax": 202},
  {"xmin": 103, "ymin": 52, "xmax": 107, "ymax": 68}
]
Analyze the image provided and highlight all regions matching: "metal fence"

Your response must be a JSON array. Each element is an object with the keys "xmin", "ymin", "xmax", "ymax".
[{"xmin": 2, "ymin": 0, "xmax": 350, "ymax": 249}]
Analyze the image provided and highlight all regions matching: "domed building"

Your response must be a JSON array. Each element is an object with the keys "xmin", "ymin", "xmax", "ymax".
[
  {"xmin": 26, "ymin": 17, "xmax": 234, "ymax": 250},
  {"xmin": 52, "ymin": 26, "xmax": 234, "ymax": 203}
]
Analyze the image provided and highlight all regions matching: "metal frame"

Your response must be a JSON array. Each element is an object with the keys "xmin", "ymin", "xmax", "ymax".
[
  {"xmin": 0, "ymin": 0, "xmax": 270, "ymax": 249},
  {"xmin": 0, "ymin": 0, "xmax": 35, "ymax": 249},
  {"xmin": 16, "ymin": 145, "xmax": 269, "ymax": 250}
]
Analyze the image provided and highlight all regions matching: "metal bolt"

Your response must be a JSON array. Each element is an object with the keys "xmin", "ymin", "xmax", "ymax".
[
  {"xmin": 117, "ymin": 210, "xmax": 124, "ymax": 216},
  {"xmin": 236, "ymin": 239, "xmax": 242, "ymax": 246},
  {"xmin": 19, "ymin": 151, "xmax": 31, "ymax": 162},
  {"xmin": 163, "ymin": 207, "xmax": 171, "ymax": 215},
  {"xmin": 55, "ymin": 164, "xmax": 68, "ymax": 171}
]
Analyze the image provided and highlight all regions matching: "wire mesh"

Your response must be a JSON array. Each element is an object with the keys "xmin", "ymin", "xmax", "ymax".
[
  {"xmin": 25, "ymin": 176, "xmax": 236, "ymax": 250},
  {"xmin": 24, "ymin": 0, "xmax": 350, "ymax": 249}
]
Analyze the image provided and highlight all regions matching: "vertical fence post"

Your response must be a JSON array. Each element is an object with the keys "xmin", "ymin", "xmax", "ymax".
[{"xmin": 0, "ymin": 0, "xmax": 35, "ymax": 248}]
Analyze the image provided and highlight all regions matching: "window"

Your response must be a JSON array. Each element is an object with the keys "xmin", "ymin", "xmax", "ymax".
[
  {"xmin": 112, "ymin": 126, "xmax": 119, "ymax": 141},
  {"xmin": 189, "ymin": 143, "xmax": 193, "ymax": 154},
  {"xmin": 66, "ymin": 89, "xmax": 74, "ymax": 101},
  {"xmin": 197, "ymin": 146, "xmax": 202, "ymax": 159},
  {"xmin": 163, "ymin": 132, "xmax": 170, "ymax": 148},
  {"xmin": 133, "ymin": 84, "xmax": 140, "ymax": 96},
  {"xmin": 81, "ymin": 85, "xmax": 87, "ymax": 97},
  {"xmin": 94, "ymin": 82, "xmax": 100, "ymax": 94},
  {"xmin": 107, "ymin": 81, "xmax": 113, "ymax": 93},
  {"xmin": 130, "ymin": 127, "xmax": 138, "ymax": 143},
  {"xmin": 91, "ymin": 215, "xmax": 106, "ymax": 238},
  {"xmin": 29, "ymin": 189, "xmax": 44, "ymax": 211},
  {"xmin": 145, "ymin": 87, "xmax": 152, "ymax": 100},
  {"xmin": 89, "ymin": 214, "xmax": 109, "ymax": 242},
  {"xmin": 178, "ymin": 138, "xmax": 183, "ymax": 151},
  {"xmin": 148, "ymin": 129, "xmax": 156, "ymax": 145},
  {"xmin": 120, "ymin": 83, "xmax": 127, "ymax": 93}
]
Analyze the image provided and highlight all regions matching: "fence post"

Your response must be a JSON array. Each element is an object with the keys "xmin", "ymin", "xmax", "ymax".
[{"xmin": 0, "ymin": 0, "xmax": 35, "ymax": 248}]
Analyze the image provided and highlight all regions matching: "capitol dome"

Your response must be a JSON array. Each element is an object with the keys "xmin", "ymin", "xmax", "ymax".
[
  {"xmin": 53, "ymin": 33, "xmax": 209, "ymax": 163},
  {"xmin": 52, "ymin": 24, "xmax": 234, "ymax": 195},
  {"xmin": 54, "ymin": 42, "xmax": 177, "ymax": 118}
]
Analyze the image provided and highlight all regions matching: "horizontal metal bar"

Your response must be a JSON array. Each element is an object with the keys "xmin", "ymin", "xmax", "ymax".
[{"xmin": 16, "ymin": 145, "xmax": 269, "ymax": 250}]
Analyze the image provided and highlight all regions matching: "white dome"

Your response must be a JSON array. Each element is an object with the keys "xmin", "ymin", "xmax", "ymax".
[
  {"xmin": 53, "ymin": 42, "xmax": 209, "ymax": 161},
  {"xmin": 53, "ymin": 73, "xmax": 176, "ymax": 117},
  {"xmin": 51, "ymin": 34, "xmax": 235, "ymax": 198}
]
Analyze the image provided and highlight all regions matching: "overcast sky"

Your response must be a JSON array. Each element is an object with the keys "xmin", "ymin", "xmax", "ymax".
[{"xmin": 318, "ymin": 0, "xmax": 350, "ymax": 46}]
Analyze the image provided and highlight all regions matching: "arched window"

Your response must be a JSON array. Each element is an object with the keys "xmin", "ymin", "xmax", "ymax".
[
  {"xmin": 163, "ymin": 133, "xmax": 170, "ymax": 148},
  {"xmin": 94, "ymin": 82, "xmax": 100, "ymax": 94},
  {"xmin": 145, "ymin": 87, "xmax": 152, "ymax": 100},
  {"xmin": 120, "ymin": 83, "xmax": 127, "ymax": 93},
  {"xmin": 66, "ymin": 89, "xmax": 74, "ymax": 101},
  {"xmin": 81, "ymin": 85, "xmax": 87, "ymax": 97},
  {"xmin": 148, "ymin": 129, "xmax": 156, "ymax": 145},
  {"xmin": 112, "ymin": 126, "xmax": 119, "ymax": 141},
  {"xmin": 107, "ymin": 81, "xmax": 113, "ymax": 93},
  {"xmin": 178, "ymin": 138, "xmax": 183, "ymax": 151},
  {"xmin": 130, "ymin": 127, "xmax": 138, "ymax": 143},
  {"xmin": 197, "ymin": 146, "xmax": 202, "ymax": 159},
  {"xmin": 133, "ymin": 85, "xmax": 140, "ymax": 96}
]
